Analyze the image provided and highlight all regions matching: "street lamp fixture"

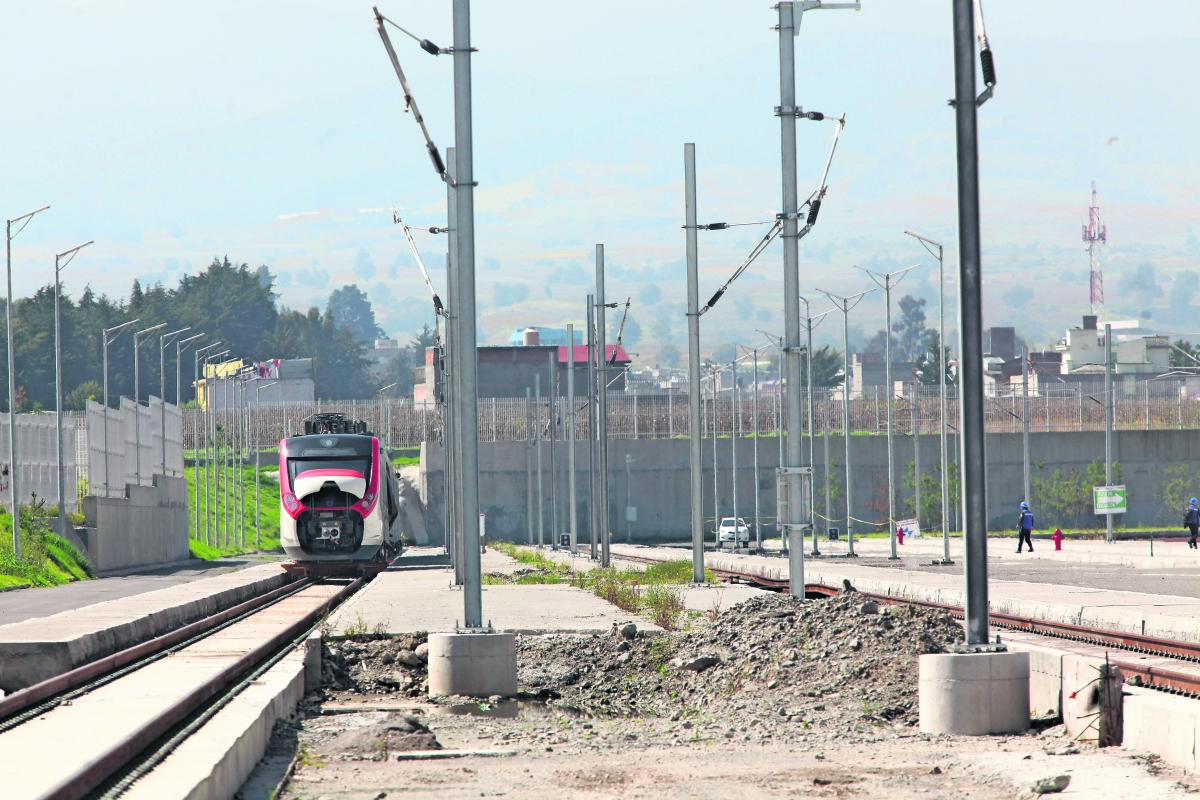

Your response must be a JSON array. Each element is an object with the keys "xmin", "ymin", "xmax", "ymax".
[{"xmin": 102, "ymin": 319, "xmax": 139, "ymax": 497}]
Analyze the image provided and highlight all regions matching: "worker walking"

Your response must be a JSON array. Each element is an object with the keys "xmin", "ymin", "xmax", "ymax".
[
  {"xmin": 1186, "ymin": 498, "xmax": 1199, "ymax": 549},
  {"xmin": 1016, "ymin": 502, "xmax": 1034, "ymax": 553}
]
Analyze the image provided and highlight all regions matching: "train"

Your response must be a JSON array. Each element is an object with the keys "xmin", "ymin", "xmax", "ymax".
[{"xmin": 279, "ymin": 413, "xmax": 403, "ymax": 571}]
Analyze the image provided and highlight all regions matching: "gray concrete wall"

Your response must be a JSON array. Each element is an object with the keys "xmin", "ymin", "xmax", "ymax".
[
  {"xmin": 82, "ymin": 474, "xmax": 190, "ymax": 573},
  {"xmin": 417, "ymin": 429, "xmax": 1200, "ymax": 543}
]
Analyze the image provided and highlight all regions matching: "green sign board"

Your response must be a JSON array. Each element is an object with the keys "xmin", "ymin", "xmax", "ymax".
[{"xmin": 1093, "ymin": 485, "xmax": 1127, "ymax": 515}]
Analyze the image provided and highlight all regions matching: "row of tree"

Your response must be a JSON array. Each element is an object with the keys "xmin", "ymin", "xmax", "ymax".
[{"xmin": 0, "ymin": 257, "xmax": 433, "ymax": 411}]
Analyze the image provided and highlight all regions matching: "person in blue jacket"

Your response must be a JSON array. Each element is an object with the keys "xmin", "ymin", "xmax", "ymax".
[
  {"xmin": 1185, "ymin": 498, "xmax": 1199, "ymax": 549},
  {"xmin": 1016, "ymin": 502, "xmax": 1034, "ymax": 553}
]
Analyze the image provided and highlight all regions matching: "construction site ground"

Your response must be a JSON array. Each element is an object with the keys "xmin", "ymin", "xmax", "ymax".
[{"xmin": 261, "ymin": 545, "xmax": 1195, "ymax": 799}]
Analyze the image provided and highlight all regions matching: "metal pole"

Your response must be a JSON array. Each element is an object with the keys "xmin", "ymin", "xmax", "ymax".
[
  {"xmin": 596, "ymin": 244, "xmax": 611, "ymax": 567},
  {"xmin": 731, "ymin": 359, "xmax": 739, "ymax": 550},
  {"xmin": 952, "ymin": 0, "xmax": 990, "ymax": 645},
  {"xmin": 823, "ymin": 392, "xmax": 832, "ymax": 539},
  {"xmin": 525, "ymin": 387, "xmax": 533, "ymax": 544},
  {"xmin": 684, "ymin": 144, "xmax": 704, "ymax": 582},
  {"xmin": 712, "ymin": 370, "xmax": 719, "ymax": 547},
  {"xmin": 778, "ymin": 1, "xmax": 807, "ymax": 594},
  {"xmin": 625, "ymin": 453, "xmax": 632, "ymax": 543},
  {"xmin": 753, "ymin": 349, "xmax": 762, "ymax": 552},
  {"xmin": 549, "ymin": 354, "xmax": 559, "ymax": 550},
  {"xmin": 567, "ymin": 324, "xmax": 578, "ymax": 554},
  {"xmin": 804, "ymin": 312, "xmax": 819, "ymax": 556},
  {"xmin": 535, "ymin": 373, "xmax": 543, "ymax": 546},
  {"xmin": 452, "ymin": 0, "xmax": 483, "ymax": 627},
  {"xmin": 1022, "ymin": 352, "xmax": 1030, "ymax": 506},
  {"xmin": 841, "ymin": 305, "xmax": 855, "ymax": 555},
  {"xmin": 1105, "ymin": 322, "xmax": 1113, "ymax": 543},
  {"xmin": 54, "ymin": 255, "xmax": 64, "ymax": 535},
  {"xmin": 223, "ymin": 373, "xmax": 230, "ymax": 546},
  {"xmin": 883, "ymin": 281, "xmax": 896, "ymax": 558},
  {"xmin": 587, "ymin": 295, "xmax": 598, "ymax": 560},
  {"xmin": 913, "ymin": 383, "xmax": 921, "ymax": 529}
]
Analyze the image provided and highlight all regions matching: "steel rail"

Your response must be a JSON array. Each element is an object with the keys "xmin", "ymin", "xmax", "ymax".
[
  {"xmin": 0, "ymin": 577, "xmax": 311, "ymax": 726},
  {"xmin": 42, "ymin": 577, "xmax": 363, "ymax": 800}
]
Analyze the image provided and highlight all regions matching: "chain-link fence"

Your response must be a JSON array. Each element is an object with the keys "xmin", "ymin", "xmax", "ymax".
[{"xmin": 180, "ymin": 378, "xmax": 1200, "ymax": 448}]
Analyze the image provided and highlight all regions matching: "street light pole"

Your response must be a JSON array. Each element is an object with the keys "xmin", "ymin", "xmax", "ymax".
[
  {"xmin": 103, "ymin": 320, "xmax": 139, "ymax": 500},
  {"xmin": 684, "ymin": 144, "xmax": 704, "ymax": 582},
  {"xmin": 799, "ymin": 298, "xmax": 832, "ymax": 556},
  {"xmin": 194, "ymin": 343, "xmax": 222, "ymax": 543},
  {"xmin": 256, "ymin": 380, "xmax": 277, "ymax": 548},
  {"xmin": 857, "ymin": 265, "xmax": 917, "ymax": 560},
  {"xmin": 160, "ymin": 328, "xmax": 190, "ymax": 475},
  {"xmin": 595, "ymin": 244, "xmax": 611, "ymax": 567},
  {"xmin": 55, "ymin": 240, "xmax": 93, "ymax": 535},
  {"xmin": 817, "ymin": 288, "xmax": 873, "ymax": 556},
  {"xmin": 567, "ymin": 324, "xmax": 578, "ymax": 555},
  {"xmin": 6, "ymin": 205, "xmax": 49, "ymax": 558},
  {"xmin": 132, "ymin": 323, "xmax": 167, "ymax": 486},
  {"xmin": 905, "ymin": 230, "xmax": 952, "ymax": 564}
]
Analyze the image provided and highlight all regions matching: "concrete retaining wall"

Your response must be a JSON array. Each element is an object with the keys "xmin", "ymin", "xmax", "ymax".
[
  {"xmin": 419, "ymin": 429, "xmax": 1200, "ymax": 544},
  {"xmin": 81, "ymin": 474, "xmax": 190, "ymax": 573}
]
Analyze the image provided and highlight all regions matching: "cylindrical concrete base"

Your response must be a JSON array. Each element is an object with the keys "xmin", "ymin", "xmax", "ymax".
[
  {"xmin": 919, "ymin": 651, "xmax": 1030, "ymax": 735},
  {"xmin": 427, "ymin": 632, "xmax": 518, "ymax": 698}
]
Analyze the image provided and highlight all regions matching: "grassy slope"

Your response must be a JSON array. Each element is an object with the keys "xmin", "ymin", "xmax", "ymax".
[
  {"xmin": 0, "ymin": 511, "xmax": 94, "ymax": 589},
  {"xmin": 186, "ymin": 465, "xmax": 283, "ymax": 559}
]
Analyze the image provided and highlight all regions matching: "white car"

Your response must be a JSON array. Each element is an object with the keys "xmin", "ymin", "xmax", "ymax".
[{"xmin": 717, "ymin": 517, "xmax": 751, "ymax": 546}]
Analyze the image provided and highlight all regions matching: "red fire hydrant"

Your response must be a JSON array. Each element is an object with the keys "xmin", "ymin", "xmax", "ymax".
[
  {"xmin": 896, "ymin": 526, "xmax": 906, "ymax": 545},
  {"xmin": 1051, "ymin": 528, "xmax": 1064, "ymax": 551}
]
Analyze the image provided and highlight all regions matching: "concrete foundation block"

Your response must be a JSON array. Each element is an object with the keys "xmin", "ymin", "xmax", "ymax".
[
  {"xmin": 918, "ymin": 651, "xmax": 1030, "ymax": 735},
  {"xmin": 1061, "ymin": 654, "xmax": 1106, "ymax": 742},
  {"xmin": 427, "ymin": 632, "xmax": 518, "ymax": 698},
  {"xmin": 1005, "ymin": 641, "xmax": 1065, "ymax": 718},
  {"xmin": 1123, "ymin": 687, "xmax": 1200, "ymax": 772},
  {"xmin": 304, "ymin": 630, "xmax": 323, "ymax": 694}
]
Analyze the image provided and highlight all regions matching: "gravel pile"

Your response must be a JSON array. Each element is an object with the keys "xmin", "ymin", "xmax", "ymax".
[{"xmin": 516, "ymin": 590, "xmax": 960, "ymax": 731}]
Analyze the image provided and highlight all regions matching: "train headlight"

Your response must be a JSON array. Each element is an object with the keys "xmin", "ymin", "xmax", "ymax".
[{"xmin": 283, "ymin": 493, "xmax": 302, "ymax": 518}]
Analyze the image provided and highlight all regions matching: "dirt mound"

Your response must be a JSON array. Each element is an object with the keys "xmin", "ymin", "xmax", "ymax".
[
  {"xmin": 516, "ymin": 590, "xmax": 961, "ymax": 728},
  {"xmin": 323, "ymin": 632, "xmax": 429, "ymax": 698},
  {"xmin": 319, "ymin": 712, "xmax": 441, "ymax": 759}
]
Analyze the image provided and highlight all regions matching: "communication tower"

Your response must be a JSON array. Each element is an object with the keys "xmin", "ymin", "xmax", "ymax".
[{"xmin": 1082, "ymin": 181, "xmax": 1107, "ymax": 314}]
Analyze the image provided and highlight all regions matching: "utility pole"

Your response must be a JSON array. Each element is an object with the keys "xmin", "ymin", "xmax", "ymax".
[
  {"xmin": 133, "ymin": 323, "xmax": 167, "ymax": 487},
  {"xmin": 858, "ymin": 265, "xmax": 916, "ymax": 559},
  {"xmin": 6, "ymin": 205, "xmax": 49, "ymax": 559},
  {"xmin": 952, "ymin": 0, "xmax": 991, "ymax": 646},
  {"xmin": 595, "ymin": 244, "xmax": 611, "ymax": 567},
  {"xmin": 818, "ymin": 288, "xmax": 873, "ymax": 556},
  {"xmin": 535, "ymin": 373, "xmax": 543, "ymax": 546},
  {"xmin": 730, "ymin": 358, "xmax": 739, "ymax": 550},
  {"xmin": 752, "ymin": 349, "xmax": 761, "ymax": 552},
  {"xmin": 1105, "ymin": 322, "xmax": 1113, "ymax": 543},
  {"xmin": 548, "ymin": 352, "xmax": 559, "ymax": 550},
  {"xmin": 625, "ymin": 453, "xmax": 632, "ymax": 543},
  {"xmin": 587, "ymin": 295, "xmax": 598, "ymax": 560},
  {"xmin": 913, "ymin": 382, "xmax": 921, "ymax": 529},
  {"xmin": 55, "ymin": 240, "xmax": 93, "ymax": 535},
  {"xmin": 906, "ymin": 230, "xmax": 951, "ymax": 564},
  {"xmin": 684, "ymin": 144, "xmax": 705, "ymax": 582},
  {"xmin": 160, "ymin": 328, "xmax": 190, "ymax": 474},
  {"xmin": 525, "ymin": 386, "xmax": 533, "ymax": 545},
  {"xmin": 1022, "ymin": 350, "xmax": 1031, "ymax": 507},
  {"xmin": 799, "ymin": 298, "xmax": 831, "ymax": 556},
  {"xmin": 103, "ymin": 320, "xmax": 140, "ymax": 500},
  {"xmin": 567, "ymin": 323, "xmax": 578, "ymax": 555}
]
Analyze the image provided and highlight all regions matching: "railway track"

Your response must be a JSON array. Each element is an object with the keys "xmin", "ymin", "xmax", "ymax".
[
  {"xmin": 0, "ymin": 575, "xmax": 363, "ymax": 800},
  {"xmin": 614, "ymin": 548, "xmax": 1200, "ymax": 700}
]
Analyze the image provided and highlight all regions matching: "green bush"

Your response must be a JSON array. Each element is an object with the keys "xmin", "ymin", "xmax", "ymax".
[{"xmin": 0, "ymin": 496, "xmax": 93, "ymax": 588}]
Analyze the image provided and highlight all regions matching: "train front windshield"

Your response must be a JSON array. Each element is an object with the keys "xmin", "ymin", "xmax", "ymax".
[{"xmin": 288, "ymin": 457, "xmax": 372, "ymax": 487}]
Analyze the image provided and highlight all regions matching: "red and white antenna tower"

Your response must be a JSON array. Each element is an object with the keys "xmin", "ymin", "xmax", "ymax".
[{"xmin": 1083, "ymin": 181, "xmax": 1107, "ymax": 314}]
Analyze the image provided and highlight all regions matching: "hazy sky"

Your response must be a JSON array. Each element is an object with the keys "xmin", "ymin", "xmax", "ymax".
[{"xmin": 3, "ymin": 1, "xmax": 1198, "ymax": 357}]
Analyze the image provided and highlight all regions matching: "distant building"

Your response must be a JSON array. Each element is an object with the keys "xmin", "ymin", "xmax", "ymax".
[
  {"xmin": 1055, "ymin": 315, "xmax": 1170, "ymax": 377},
  {"xmin": 198, "ymin": 358, "xmax": 315, "ymax": 408},
  {"xmin": 368, "ymin": 338, "xmax": 403, "ymax": 375},
  {"xmin": 413, "ymin": 343, "xmax": 631, "ymax": 403},
  {"xmin": 850, "ymin": 352, "xmax": 917, "ymax": 396},
  {"xmin": 505, "ymin": 327, "xmax": 582, "ymax": 347}
]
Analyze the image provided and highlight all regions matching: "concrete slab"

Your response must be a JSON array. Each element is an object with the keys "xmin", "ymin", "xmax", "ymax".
[
  {"xmin": 0, "ymin": 562, "xmax": 291, "ymax": 692},
  {"xmin": 121, "ymin": 649, "xmax": 310, "ymax": 800},
  {"xmin": 0, "ymin": 583, "xmax": 342, "ymax": 800},
  {"xmin": 326, "ymin": 568, "xmax": 663, "ymax": 635}
]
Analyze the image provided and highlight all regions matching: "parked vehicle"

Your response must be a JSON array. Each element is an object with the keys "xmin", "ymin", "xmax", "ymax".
[{"xmin": 717, "ymin": 517, "xmax": 751, "ymax": 545}]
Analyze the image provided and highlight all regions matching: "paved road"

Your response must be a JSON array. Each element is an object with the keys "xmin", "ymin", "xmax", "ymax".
[
  {"xmin": 0, "ymin": 556, "xmax": 287, "ymax": 627},
  {"xmin": 855, "ymin": 555, "xmax": 1200, "ymax": 599}
]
